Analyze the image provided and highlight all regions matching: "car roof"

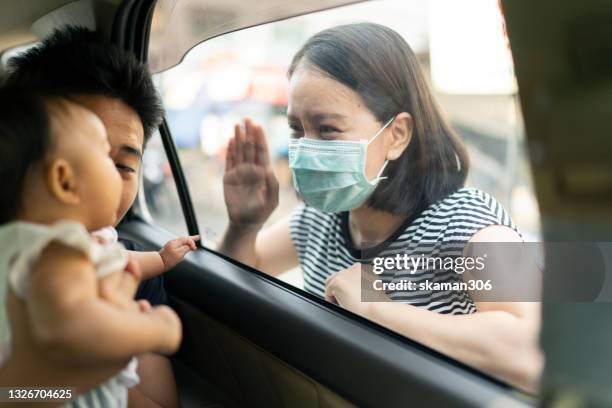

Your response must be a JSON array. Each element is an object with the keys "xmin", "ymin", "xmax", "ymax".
[{"xmin": 0, "ymin": 0, "xmax": 124, "ymax": 53}]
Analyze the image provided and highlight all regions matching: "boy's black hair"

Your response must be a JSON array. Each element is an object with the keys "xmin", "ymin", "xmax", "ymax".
[
  {"xmin": 0, "ymin": 86, "xmax": 54, "ymax": 224},
  {"xmin": 4, "ymin": 25, "xmax": 163, "ymax": 143}
]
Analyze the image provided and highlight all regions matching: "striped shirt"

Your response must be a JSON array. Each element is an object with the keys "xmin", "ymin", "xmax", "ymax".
[{"xmin": 289, "ymin": 187, "xmax": 518, "ymax": 315}]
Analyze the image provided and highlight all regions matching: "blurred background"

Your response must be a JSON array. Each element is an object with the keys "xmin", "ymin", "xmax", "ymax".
[{"xmin": 143, "ymin": 0, "xmax": 542, "ymax": 285}]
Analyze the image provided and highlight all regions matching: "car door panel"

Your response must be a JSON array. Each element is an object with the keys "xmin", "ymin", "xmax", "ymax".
[{"xmin": 118, "ymin": 220, "xmax": 532, "ymax": 408}]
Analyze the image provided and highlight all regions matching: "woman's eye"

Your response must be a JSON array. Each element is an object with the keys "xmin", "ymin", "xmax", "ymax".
[
  {"xmin": 116, "ymin": 164, "xmax": 135, "ymax": 173},
  {"xmin": 319, "ymin": 125, "xmax": 339, "ymax": 134},
  {"xmin": 289, "ymin": 124, "xmax": 304, "ymax": 138}
]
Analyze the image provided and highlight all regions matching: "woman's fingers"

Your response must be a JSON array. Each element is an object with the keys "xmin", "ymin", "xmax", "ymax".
[
  {"xmin": 233, "ymin": 123, "xmax": 244, "ymax": 165},
  {"xmin": 243, "ymin": 118, "xmax": 256, "ymax": 163},
  {"xmin": 226, "ymin": 136, "xmax": 236, "ymax": 171},
  {"xmin": 325, "ymin": 286, "xmax": 338, "ymax": 305},
  {"xmin": 252, "ymin": 121, "xmax": 270, "ymax": 166},
  {"xmin": 264, "ymin": 169, "xmax": 279, "ymax": 203},
  {"xmin": 229, "ymin": 118, "xmax": 269, "ymax": 167},
  {"xmin": 324, "ymin": 274, "xmax": 337, "ymax": 303}
]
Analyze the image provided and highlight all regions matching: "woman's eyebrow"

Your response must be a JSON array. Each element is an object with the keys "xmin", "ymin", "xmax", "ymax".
[
  {"xmin": 308, "ymin": 113, "xmax": 347, "ymax": 122},
  {"xmin": 287, "ymin": 112, "xmax": 347, "ymax": 123}
]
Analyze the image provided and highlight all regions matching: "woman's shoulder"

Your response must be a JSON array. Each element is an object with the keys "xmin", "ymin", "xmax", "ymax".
[
  {"xmin": 411, "ymin": 187, "xmax": 518, "ymax": 238},
  {"xmin": 430, "ymin": 187, "xmax": 510, "ymax": 217}
]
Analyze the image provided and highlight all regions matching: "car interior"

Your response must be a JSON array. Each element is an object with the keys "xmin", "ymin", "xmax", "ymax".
[{"xmin": 1, "ymin": 0, "xmax": 610, "ymax": 407}]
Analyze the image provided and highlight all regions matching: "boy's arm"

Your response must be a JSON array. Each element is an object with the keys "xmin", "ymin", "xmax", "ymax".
[
  {"xmin": 26, "ymin": 242, "xmax": 181, "ymax": 364},
  {"xmin": 130, "ymin": 235, "xmax": 200, "ymax": 280}
]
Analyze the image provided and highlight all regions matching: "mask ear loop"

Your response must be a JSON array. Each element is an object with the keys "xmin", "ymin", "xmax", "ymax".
[
  {"xmin": 367, "ymin": 116, "xmax": 395, "ymax": 146},
  {"xmin": 367, "ymin": 116, "xmax": 395, "ymax": 181},
  {"xmin": 376, "ymin": 160, "xmax": 389, "ymax": 181}
]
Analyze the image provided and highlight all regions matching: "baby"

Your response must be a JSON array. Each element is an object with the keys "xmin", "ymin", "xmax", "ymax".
[{"xmin": 0, "ymin": 86, "xmax": 188, "ymax": 407}]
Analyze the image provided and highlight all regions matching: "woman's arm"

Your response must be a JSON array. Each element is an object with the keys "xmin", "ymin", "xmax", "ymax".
[
  {"xmin": 218, "ymin": 118, "xmax": 299, "ymax": 275},
  {"xmin": 328, "ymin": 266, "xmax": 542, "ymax": 391},
  {"xmin": 325, "ymin": 226, "xmax": 543, "ymax": 392},
  {"xmin": 220, "ymin": 214, "xmax": 299, "ymax": 276},
  {"xmin": 365, "ymin": 300, "xmax": 542, "ymax": 392}
]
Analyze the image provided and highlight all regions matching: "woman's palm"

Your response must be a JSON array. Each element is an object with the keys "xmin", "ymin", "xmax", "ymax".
[{"xmin": 223, "ymin": 119, "xmax": 279, "ymax": 227}]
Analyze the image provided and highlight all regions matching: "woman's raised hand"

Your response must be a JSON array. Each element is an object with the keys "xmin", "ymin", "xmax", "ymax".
[{"xmin": 223, "ymin": 118, "xmax": 279, "ymax": 229}]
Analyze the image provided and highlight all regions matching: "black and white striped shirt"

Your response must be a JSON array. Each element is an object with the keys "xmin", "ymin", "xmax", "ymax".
[{"xmin": 289, "ymin": 187, "xmax": 518, "ymax": 315}]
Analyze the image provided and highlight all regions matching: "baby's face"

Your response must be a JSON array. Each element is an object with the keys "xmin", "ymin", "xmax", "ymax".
[
  {"xmin": 71, "ymin": 95, "xmax": 145, "ymax": 225},
  {"xmin": 51, "ymin": 101, "xmax": 123, "ymax": 230}
]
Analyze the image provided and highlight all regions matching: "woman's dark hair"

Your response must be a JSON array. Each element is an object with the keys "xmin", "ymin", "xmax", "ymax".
[
  {"xmin": 288, "ymin": 22, "xmax": 469, "ymax": 216},
  {"xmin": 0, "ymin": 87, "xmax": 54, "ymax": 224},
  {"xmin": 4, "ymin": 26, "xmax": 163, "ymax": 143}
]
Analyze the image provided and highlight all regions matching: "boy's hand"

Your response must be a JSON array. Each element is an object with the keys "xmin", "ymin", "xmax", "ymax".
[
  {"xmin": 159, "ymin": 235, "xmax": 200, "ymax": 271},
  {"xmin": 98, "ymin": 259, "xmax": 143, "ymax": 310},
  {"xmin": 147, "ymin": 305, "xmax": 182, "ymax": 354}
]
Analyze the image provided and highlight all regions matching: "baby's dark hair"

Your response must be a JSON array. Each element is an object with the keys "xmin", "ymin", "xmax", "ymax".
[{"xmin": 0, "ymin": 86, "xmax": 56, "ymax": 224}]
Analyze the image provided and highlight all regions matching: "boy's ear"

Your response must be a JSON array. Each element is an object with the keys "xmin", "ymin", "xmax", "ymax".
[
  {"xmin": 46, "ymin": 158, "xmax": 80, "ymax": 205},
  {"xmin": 386, "ymin": 112, "xmax": 413, "ymax": 161}
]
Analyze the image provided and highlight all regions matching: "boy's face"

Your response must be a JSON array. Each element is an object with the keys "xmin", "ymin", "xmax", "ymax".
[{"xmin": 72, "ymin": 95, "xmax": 145, "ymax": 225}]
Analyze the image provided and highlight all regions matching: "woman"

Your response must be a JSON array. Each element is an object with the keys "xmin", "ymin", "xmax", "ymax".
[{"xmin": 219, "ymin": 23, "xmax": 542, "ymax": 391}]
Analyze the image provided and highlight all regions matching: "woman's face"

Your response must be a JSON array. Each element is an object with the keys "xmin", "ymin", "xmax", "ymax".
[{"xmin": 287, "ymin": 66, "xmax": 391, "ymax": 181}]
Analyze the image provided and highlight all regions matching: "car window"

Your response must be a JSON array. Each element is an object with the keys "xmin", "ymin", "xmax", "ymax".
[
  {"xmin": 148, "ymin": 0, "xmax": 542, "ymax": 392},
  {"xmin": 140, "ymin": 130, "xmax": 190, "ymax": 237},
  {"xmin": 150, "ymin": 0, "xmax": 540, "ymax": 259},
  {"xmin": 148, "ymin": 0, "xmax": 360, "ymax": 72}
]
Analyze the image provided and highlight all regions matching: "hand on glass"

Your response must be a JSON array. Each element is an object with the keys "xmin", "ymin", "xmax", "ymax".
[
  {"xmin": 223, "ymin": 118, "xmax": 279, "ymax": 229},
  {"xmin": 159, "ymin": 235, "xmax": 200, "ymax": 271}
]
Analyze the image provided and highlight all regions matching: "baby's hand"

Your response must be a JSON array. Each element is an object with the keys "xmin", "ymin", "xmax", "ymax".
[{"xmin": 159, "ymin": 235, "xmax": 200, "ymax": 271}]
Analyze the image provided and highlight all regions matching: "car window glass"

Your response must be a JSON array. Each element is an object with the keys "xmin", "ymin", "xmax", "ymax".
[{"xmin": 150, "ymin": 0, "xmax": 542, "ymax": 392}]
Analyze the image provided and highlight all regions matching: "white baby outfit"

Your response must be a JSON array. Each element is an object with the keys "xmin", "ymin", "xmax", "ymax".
[{"xmin": 0, "ymin": 221, "xmax": 139, "ymax": 407}]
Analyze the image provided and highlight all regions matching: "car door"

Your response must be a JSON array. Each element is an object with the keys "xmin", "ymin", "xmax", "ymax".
[{"xmin": 112, "ymin": 1, "xmax": 535, "ymax": 407}]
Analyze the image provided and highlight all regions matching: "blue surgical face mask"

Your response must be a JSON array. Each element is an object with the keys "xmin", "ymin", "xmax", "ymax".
[{"xmin": 288, "ymin": 117, "xmax": 394, "ymax": 213}]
